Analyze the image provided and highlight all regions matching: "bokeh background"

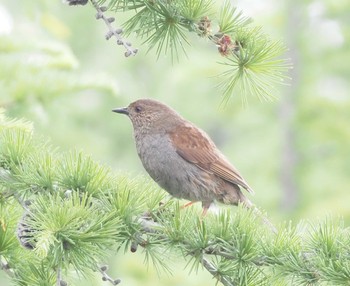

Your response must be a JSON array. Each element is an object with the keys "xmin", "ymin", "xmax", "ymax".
[{"xmin": 0, "ymin": 0, "xmax": 349, "ymax": 285}]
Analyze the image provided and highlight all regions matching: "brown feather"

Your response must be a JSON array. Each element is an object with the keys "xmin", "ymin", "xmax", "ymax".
[{"xmin": 170, "ymin": 124, "xmax": 254, "ymax": 194}]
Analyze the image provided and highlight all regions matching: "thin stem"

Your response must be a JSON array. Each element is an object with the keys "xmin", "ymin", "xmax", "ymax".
[
  {"xmin": 98, "ymin": 265, "xmax": 121, "ymax": 285},
  {"xmin": 90, "ymin": 0, "xmax": 138, "ymax": 57},
  {"xmin": 56, "ymin": 267, "xmax": 61, "ymax": 286},
  {"xmin": 137, "ymin": 213, "xmax": 237, "ymax": 286},
  {"xmin": 201, "ymin": 255, "xmax": 235, "ymax": 286},
  {"xmin": 0, "ymin": 256, "xmax": 14, "ymax": 278}
]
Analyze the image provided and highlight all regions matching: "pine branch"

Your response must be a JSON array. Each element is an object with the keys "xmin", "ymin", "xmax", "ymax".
[
  {"xmin": 64, "ymin": 0, "xmax": 291, "ymax": 103},
  {"xmin": 136, "ymin": 211, "xmax": 237, "ymax": 286},
  {"xmin": 1, "ymin": 113, "xmax": 350, "ymax": 286},
  {"xmin": 201, "ymin": 257, "xmax": 235, "ymax": 286}
]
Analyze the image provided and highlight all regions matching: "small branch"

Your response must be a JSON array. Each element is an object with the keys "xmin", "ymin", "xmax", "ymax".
[
  {"xmin": 56, "ymin": 267, "xmax": 68, "ymax": 286},
  {"xmin": 90, "ymin": 0, "xmax": 138, "ymax": 57},
  {"xmin": 203, "ymin": 246, "xmax": 266, "ymax": 267},
  {"xmin": 201, "ymin": 256, "xmax": 235, "ymax": 286},
  {"xmin": 193, "ymin": 16, "xmax": 239, "ymax": 58},
  {"xmin": 66, "ymin": 0, "xmax": 88, "ymax": 5},
  {"xmin": 0, "ymin": 257, "xmax": 14, "ymax": 278},
  {"xmin": 136, "ymin": 213, "xmax": 237, "ymax": 286},
  {"xmin": 99, "ymin": 265, "xmax": 121, "ymax": 285}
]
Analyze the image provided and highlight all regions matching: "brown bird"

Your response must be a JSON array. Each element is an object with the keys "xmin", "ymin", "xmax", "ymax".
[{"xmin": 113, "ymin": 99, "xmax": 274, "ymax": 230}]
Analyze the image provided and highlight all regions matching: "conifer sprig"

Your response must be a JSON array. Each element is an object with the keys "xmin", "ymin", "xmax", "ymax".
[{"xmin": 68, "ymin": 0, "xmax": 291, "ymax": 102}]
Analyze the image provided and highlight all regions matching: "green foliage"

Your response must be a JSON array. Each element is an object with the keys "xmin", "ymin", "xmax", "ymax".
[
  {"xmin": 218, "ymin": 27, "xmax": 289, "ymax": 104},
  {"xmin": 218, "ymin": 0, "xmax": 251, "ymax": 35},
  {"xmin": 1, "ymin": 113, "xmax": 350, "ymax": 285},
  {"xmin": 58, "ymin": 151, "xmax": 113, "ymax": 195},
  {"xmin": 0, "ymin": 129, "xmax": 34, "ymax": 169},
  {"xmin": 178, "ymin": 0, "xmax": 213, "ymax": 22},
  {"xmin": 15, "ymin": 262, "xmax": 57, "ymax": 286},
  {"xmin": 0, "ymin": 201, "xmax": 20, "ymax": 255},
  {"xmin": 308, "ymin": 219, "xmax": 350, "ymax": 285},
  {"xmin": 27, "ymin": 192, "xmax": 122, "ymax": 271},
  {"xmin": 0, "ymin": 111, "xmax": 33, "ymax": 133},
  {"xmin": 16, "ymin": 151, "xmax": 58, "ymax": 193},
  {"xmin": 0, "ymin": 113, "xmax": 161, "ymax": 284}
]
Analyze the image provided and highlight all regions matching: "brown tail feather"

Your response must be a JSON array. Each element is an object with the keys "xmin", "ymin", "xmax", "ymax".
[{"xmin": 241, "ymin": 197, "xmax": 277, "ymax": 234}]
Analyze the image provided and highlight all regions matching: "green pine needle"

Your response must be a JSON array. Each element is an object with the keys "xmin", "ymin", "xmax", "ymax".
[
  {"xmin": 146, "ymin": 20, "xmax": 189, "ymax": 61},
  {"xmin": 58, "ymin": 151, "xmax": 113, "ymax": 196},
  {"xmin": 218, "ymin": 0, "xmax": 252, "ymax": 35},
  {"xmin": 123, "ymin": 1, "xmax": 191, "ymax": 60},
  {"xmin": 157, "ymin": 202, "xmax": 195, "ymax": 244},
  {"xmin": 145, "ymin": 1, "xmax": 190, "ymax": 60},
  {"xmin": 14, "ymin": 262, "xmax": 56, "ymax": 286},
  {"xmin": 0, "ymin": 110, "xmax": 33, "ymax": 133},
  {"xmin": 27, "ymin": 192, "xmax": 122, "ymax": 273},
  {"xmin": 0, "ymin": 129, "xmax": 34, "ymax": 169},
  {"xmin": 178, "ymin": 0, "xmax": 213, "ymax": 22},
  {"xmin": 0, "ymin": 201, "xmax": 21, "ymax": 253},
  {"xmin": 13, "ymin": 150, "xmax": 58, "ymax": 196},
  {"xmin": 142, "ymin": 239, "xmax": 173, "ymax": 274},
  {"xmin": 307, "ymin": 218, "xmax": 350, "ymax": 284},
  {"xmin": 123, "ymin": 6, "xmax": 155, "ymax": 37},
  {"xmin": 218, "ymin": 29, "xmax": 290, "ymax": 104}
]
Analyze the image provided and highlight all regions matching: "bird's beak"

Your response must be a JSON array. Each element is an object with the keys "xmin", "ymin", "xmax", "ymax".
[{"xmin": 112, "ymin": 107, "xmax": 129, "ymax": 115}]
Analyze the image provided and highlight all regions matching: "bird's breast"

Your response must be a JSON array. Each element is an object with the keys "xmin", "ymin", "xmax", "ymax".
[
  {"xmin": 133, "ymin": 133, "xmax": 217, "ymax": 203},
  {"xmin": 135, "ymin": 133, "xmax": 176, "ymax": 175}
]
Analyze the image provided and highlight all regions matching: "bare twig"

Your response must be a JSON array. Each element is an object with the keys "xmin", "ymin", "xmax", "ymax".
[
  {"xmin": 66, "ymin": 0, "xmax": 88, "ymax": 5},
  {"xmin": 99, "ymin": 265, "xmax": 121, "ymax": 285},
  {"xmin": 0, "ymin": 257, "xmax": 14, "ymax": 278},
  {"xmin": 201, "ymin": 256, "xmax": 235, "ymax": 286},
  {"xmin": 56, "ymin": 267, "xmax": 68, "ymax": 286},
  {"xmin": 90, "ymin": 0, "xmax": 138, "ymax": 57}
]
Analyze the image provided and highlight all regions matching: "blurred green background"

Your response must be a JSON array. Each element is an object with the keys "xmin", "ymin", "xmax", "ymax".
[{"xmin": 0, "ymin": 0, "xmax": 349, "ymax": 285}]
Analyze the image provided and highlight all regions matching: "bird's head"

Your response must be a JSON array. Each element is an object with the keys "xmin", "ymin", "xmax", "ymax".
[{"xmin": 113, "ymin": 99, "xmax": 182, "ymax": 133}]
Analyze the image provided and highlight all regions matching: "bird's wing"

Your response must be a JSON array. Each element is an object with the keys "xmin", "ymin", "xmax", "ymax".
[{"xmin": 169, "ymin": 124, "xmax": 254, "ymax": 194}]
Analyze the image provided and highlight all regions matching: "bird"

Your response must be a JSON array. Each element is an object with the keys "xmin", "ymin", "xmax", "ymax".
[{"xmin": 113, "ymin": 99, "xmax": 275, "ymax": 231}]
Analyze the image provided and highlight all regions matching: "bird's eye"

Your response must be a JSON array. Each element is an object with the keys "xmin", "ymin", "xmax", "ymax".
[{"xmin": 135, "ymin": 106, "xmax": 142, "ymax": 113}]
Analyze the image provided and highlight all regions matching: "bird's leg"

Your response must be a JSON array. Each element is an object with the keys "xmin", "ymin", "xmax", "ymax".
[
  {"xmin": 181, "ymin": 201, "xmax": 195, "ymax": 209},
  {"xmin": 201, "ymin": 207, "xmax": 209, "ymax": 218},
  {"xmin": 181, "ymin": 202, "xmax": 210, "ymax": 218},
  {"xmin": 200, "ymin": 202, "xmax": 212, "ymax": 217}
]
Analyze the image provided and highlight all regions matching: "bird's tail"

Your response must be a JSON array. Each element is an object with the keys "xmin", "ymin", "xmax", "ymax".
[{"xmin": 241, "ymin": 198, "xmax": 277, "ymax": 234}]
